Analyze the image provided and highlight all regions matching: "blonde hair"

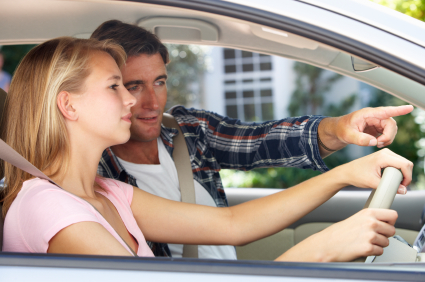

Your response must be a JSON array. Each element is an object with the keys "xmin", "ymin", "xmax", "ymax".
[{"xmin": 1, "ymin": 37, "xmax": 126, "ymax": 217}]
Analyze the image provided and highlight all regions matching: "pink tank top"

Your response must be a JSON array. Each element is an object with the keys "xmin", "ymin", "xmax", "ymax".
[{"xmin": 2, "ymin": 177, "xmax": 154, "ymax": 257}]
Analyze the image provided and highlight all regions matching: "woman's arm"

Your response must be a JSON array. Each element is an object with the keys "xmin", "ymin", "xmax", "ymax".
[
  {"xmin": 276, "ymin": 208, "xmax": 398, "ymax": 262},
  {"xmin": 48, "ymin": 221, "xmax": 132, "ymax": 256},
  {"xmin": 131, "ymin": 148, "xmax": 412, "ymax": 261},
  {"xmin": 132, "ymin": 164, "xmax": 343, "ymax": 246}
]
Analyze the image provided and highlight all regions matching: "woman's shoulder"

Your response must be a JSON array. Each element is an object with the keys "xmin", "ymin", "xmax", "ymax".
[
  {"xmin": 95, "ymin": 177, "xmax": 134, "ymax": 205},
  {"xmin": 18, "ymin": 178, "xmax": 71, "ymax": 201},
  {"xmin": 3, "ymin": 178, "xmax": 100, "ymax": 253},
  {"xmin": 9, "ymin": 178, "xmax": 93, "ymax": 217}
]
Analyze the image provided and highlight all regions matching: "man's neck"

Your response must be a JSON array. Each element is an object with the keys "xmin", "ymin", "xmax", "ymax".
[{"xmin": 111, "ymin": 138, "xmax": 160, "ymax": 165}]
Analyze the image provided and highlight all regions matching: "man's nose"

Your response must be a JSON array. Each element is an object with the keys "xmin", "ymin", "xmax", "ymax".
[{"xmin": 143, "ymin": 87, "xmax": 159, "ymax": 110}]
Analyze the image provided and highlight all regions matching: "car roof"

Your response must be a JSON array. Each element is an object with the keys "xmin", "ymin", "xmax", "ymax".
[
  {"xmin": 1, "ymin": 0, "xmax": 425, "ymax": 108},
  {"xmin": 226, "ymin": 0, "xmax": 425, "ymax": 47},
  {"xmin": 296, "ymin": 0, "xmax": 425, "ymax": 47}
]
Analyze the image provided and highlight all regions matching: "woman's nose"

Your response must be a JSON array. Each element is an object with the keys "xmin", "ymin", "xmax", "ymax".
[{"xmin": 124, "ymin": 89, "xmax": 136, "ymax": 108}]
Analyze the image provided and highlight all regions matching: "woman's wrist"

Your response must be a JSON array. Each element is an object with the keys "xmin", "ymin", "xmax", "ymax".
[
  {"xmin": 331, "ymin": 163, "xmax": 352, "ymax": 188},
  {"xmin": 319, "ymin": 165, "xmax": 351, "ymax": 195},
  {"xmin": 275, "ymin": 231, "xmax": 338, "ymax": 262}
]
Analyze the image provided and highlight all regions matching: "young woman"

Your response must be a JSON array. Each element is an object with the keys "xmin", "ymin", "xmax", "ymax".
[{"xmin": 1, "ymin": 37, "xmax": 413, "ymax": 262}]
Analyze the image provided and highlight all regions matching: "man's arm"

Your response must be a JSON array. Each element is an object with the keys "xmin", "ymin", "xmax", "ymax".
[
  {"xmin": 317, "ymin": 105, "xmax": 413, "ymax": 158},
  {"xmin": 170, "ymin": 106, "xmax": 329, "ymax": 172}
]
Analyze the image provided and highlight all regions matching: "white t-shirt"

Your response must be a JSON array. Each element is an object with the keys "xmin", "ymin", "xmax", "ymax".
[{"xmin": 117, "ymin": 138, "xmax": 237, "ymax": 260}]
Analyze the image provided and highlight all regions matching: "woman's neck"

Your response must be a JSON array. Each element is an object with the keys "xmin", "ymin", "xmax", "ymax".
[{"xmin": 51, "ymin": 134, "xmax": 106, "ymax": 199}]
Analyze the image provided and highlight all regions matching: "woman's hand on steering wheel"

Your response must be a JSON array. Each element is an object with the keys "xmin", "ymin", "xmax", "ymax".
[{"xmin": 339, "ymin": 148, "xmax": 413, "ymax": 194}]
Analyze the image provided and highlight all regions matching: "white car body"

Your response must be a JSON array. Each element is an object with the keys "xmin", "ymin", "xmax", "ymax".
[{"xmin": 1, "ymin": 0, "xmax": 425, "ymax": 281}]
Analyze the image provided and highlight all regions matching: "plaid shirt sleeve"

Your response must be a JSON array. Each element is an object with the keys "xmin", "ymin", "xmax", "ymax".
[{"xmin": 170, "ymin": 106, "xmax": 329, "ymax": 173}]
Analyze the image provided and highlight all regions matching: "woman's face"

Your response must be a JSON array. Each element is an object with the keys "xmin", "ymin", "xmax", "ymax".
[{"xmin": 72, "ymin": 51, "xmax": 136, "ymax": 147}]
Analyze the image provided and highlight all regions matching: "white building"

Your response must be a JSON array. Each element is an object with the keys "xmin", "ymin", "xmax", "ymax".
[
  {"xmin": 203, "ymin": 47, "xmax": 365, "ymax": 121},
  {"xmin": 200, "ymin": 47, "xmax": 371, "ymax": 159}
]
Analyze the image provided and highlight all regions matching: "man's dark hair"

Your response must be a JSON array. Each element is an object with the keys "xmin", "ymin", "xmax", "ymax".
[{"xmin": 90, "ymin": 20, "xmax": 169, "ymax": 64}]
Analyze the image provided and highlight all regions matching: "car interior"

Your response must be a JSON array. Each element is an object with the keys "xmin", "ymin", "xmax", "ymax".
[{"xmin": 1, "ymin": 0, "xmax": 425, "ymax": 263}]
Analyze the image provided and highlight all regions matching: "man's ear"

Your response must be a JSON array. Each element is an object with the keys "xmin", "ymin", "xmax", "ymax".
[{"xmin": 57, "ymin": 91, "xmax": 78, "ymax": 121}]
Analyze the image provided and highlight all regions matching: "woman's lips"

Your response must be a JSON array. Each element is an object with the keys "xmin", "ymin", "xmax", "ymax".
[{"xmin": 121, "ymin": 113, "xmax": 132, "ymax": 123}]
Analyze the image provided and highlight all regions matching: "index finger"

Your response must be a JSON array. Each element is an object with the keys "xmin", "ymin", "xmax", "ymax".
[{"xmin": 366, "ymin": 105, "xmax": 413, "ymax": 120}]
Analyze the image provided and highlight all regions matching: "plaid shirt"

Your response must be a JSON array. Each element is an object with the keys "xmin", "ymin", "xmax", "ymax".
[{"xmin": 98, "ymin": 106, "xmax": 329, "ymax": 257}]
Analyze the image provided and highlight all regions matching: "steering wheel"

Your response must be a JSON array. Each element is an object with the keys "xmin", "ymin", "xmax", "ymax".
[
  {"xmin": 363, "ymin": 167, "xmax": 402, "ymax": 210},
  {"xmin": 361, "ymin": 167, "xmax": 421, "ymax": 263}
]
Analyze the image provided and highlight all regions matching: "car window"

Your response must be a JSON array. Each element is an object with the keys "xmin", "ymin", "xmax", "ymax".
[
  {"xmin": 3, "ymin": 43, "xmax": 425, "ymax": 192},
  {"xmin": 164, "ymin": 44, "xmax": 425, "ymax": 191}
]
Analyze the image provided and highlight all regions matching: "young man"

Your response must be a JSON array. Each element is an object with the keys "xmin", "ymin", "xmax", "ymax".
[{"xmin": 92, "ymin": 20, "xmax": 412, "ymax": 259}]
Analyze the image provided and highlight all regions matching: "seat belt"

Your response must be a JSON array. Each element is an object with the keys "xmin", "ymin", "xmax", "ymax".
[
  {"xmin": 162, "ymin": 113, "xmax": 198, "ymax": 259},
  {"xmin": 0, "ymin": 139, "xmax": 139, "ymax": 256}
]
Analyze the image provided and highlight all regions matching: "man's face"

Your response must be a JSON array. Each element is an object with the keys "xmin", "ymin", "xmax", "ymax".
[{"xmin": 121, "ymin": 53, "xmax": 168, "ymax": 143}]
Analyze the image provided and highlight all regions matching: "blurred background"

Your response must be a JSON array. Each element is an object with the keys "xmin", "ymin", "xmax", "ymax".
[{"xmin": 1, "ymin": 0, "xmax": 424, "ymax": 190}]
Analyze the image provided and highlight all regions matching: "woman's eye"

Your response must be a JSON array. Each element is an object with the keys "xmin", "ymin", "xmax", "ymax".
[{"xmin": 110, "ymin": 84, "xmax": 119, "ymax": 90}]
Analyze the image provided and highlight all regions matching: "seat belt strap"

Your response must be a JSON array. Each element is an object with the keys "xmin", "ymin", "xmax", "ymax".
[
  {"xmin": 162, "ymin": 113, "xmax": 198, "ymax": 258},
  {"xmin": 0, "ymin": 139, "xmax": 138, "ymax": 257}
]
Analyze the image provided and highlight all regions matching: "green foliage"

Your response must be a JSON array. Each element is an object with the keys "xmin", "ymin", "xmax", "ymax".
[
  {"xmin": 221, "ymin": 167, "xmax": 321, "ymax": 189},
  {"xmin": 370, "ymin": 0, "xmax": 425, "ymax": 189},
  {"xmin": 288, "ymin": 62, "xmax": 358, "ymax": 170},
  {"xmin": 368, "ymin": 90, "xmax": 425, "ymax": 183},
  {"xmin": 288, "ymin": 63, "xmax": 344, "ymax": 116},
  {"xmin": 222, "ymin": 0, "xmax": 425, "ymax": 189},
  {"xmin": 164, "ymin": 44, "xmax": 206, "ymax": 110},
  {"xmin": 1, "ymin": 45, "xmax": 36, "ymax": 75},
  {"xmin": 371, "ymin": 0, "xmax": 425, "ymax": 21}
]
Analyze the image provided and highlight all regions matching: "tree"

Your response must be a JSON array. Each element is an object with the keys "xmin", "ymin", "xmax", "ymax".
[
  {"xmin": 220, "ymin": 63, "xmax": 357, "ymax": 189},
  {"xmin": 371, "ymin": 0, "xmax": 425, "ymax": 21},
  {"xmin": 288, "ymin": 62, "xmax": 358, "ymax": 173},
  {"xmin": 1, "ymin": 45, "xmax": 36, "ymax": 76},
  {"xmin": 164, "ymin": 44, "xmax": 207, "ymax": 110},
  {"xmin": 367, "ymin": 89, "xmax": 425, "ymax": 184},
  {"xmin": 221, "ymin": 1, "xmax": 425, "ymax": 189},
  {"xmin": 368, "ymin": 0, "xmax": 425, "ymax": 188},
  {"xmin": 288, "ymin": 63, "xmax": 344, "ymax": 116}
]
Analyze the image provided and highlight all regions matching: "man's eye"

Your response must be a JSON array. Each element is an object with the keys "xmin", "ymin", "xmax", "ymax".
[
  {"xmin": 127, "ymin": 85, "xmax": 141, "ymax": 92},
  {"xmin": 127, "ymin": 86, "xmax": 137, "ymax": 91},
  {"xmin": 155, "ymin": 81, "xmax": 165, "ymax": 86}
]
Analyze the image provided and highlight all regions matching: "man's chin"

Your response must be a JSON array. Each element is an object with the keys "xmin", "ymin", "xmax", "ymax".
[
  {"xmin": 128, "ymin": 130, "xmax": 161, "ymax": 143},
  {"xmin": 131, "ymin": 136, "xmax": 159, "ymax": 143},
  {"xmin": 129, "ymin": 123, "xmax": 162, "ymax": 142}
]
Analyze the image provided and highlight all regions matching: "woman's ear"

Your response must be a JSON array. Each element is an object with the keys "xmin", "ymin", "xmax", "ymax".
[{"xmin": 57, "ymin": 91, "xmax": 78, "ymax": 121}]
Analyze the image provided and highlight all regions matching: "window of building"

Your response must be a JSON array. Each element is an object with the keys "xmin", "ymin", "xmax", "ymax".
[
  {"xmin": 225, "ymin": 65, "xmax": 236, "ymax": 73},
  {"xmin": 223, "ymin": 48, "xmax": 272, "ymax": 74},
  {"xmin": 222, "ymin": 48, "xmax": 274, "ymax": 122},
  {"xmin": 224, "ymin": 49, "xmax": 236, "ymax": 59},
  {"xmin": 260, "ymin": 62, "xmax": 272, "ymax": 71},
  {"xmin": 225, "ymin": 91, "xmax": 237, "ymax": 99}
]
